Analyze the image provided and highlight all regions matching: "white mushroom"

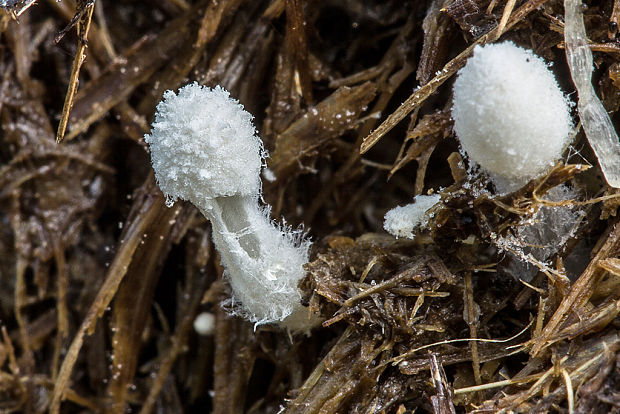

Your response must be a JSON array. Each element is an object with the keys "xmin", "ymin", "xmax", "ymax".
[
  {"xmin": 146, "ymin": 83, "xmax": 314, "ymax": 330},
  {"xmin": 452, "ymin": 41, "xmax": 573, "ymax": 191}
]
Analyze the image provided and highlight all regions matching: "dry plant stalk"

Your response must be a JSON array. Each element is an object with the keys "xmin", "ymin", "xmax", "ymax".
[{"xmin": 56, "ymin": 0, "xmax": 95, "ymax": 143}]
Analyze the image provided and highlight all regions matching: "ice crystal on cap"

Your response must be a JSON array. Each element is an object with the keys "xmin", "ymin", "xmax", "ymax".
[
  {"xmin": 452, "ymin": 41, "xmax": 572, "ymax": 189},
  {"xmin": 145, "ymin": 82, "xmax": 265, "ymax": 206}
]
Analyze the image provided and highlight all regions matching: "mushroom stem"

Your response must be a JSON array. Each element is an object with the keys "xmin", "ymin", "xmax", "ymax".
[{"xmin": 198, "ymin": 195, "xmax": 311, "ymax": 328}]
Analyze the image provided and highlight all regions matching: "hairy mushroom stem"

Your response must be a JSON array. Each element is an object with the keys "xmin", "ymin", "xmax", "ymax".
[{"xmin": 199, "ymin": 194, "xmax": 312, "ymax": 329}]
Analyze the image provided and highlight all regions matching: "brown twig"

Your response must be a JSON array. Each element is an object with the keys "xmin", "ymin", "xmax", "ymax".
[{"xmin": 56, "ymin": 0, "xmax": 95, "ymax": 144}]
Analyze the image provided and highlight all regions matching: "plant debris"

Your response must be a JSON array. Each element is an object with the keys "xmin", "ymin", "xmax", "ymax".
[{"xmin": 2, "ymin": 0, "xmax": 620, "ymax": 413}]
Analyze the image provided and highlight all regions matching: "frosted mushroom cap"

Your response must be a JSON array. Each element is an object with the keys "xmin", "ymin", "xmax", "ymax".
[
  {"xmin": 452, "ymin": 42, "xmax": 572, "ymax": 185},
  {"xmin": 145, "ymin": 82, "xmax": 265, "ymax": 206}
]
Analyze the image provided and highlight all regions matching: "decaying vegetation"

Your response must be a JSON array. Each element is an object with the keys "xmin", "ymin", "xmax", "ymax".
[{"xmin": 1, "ymin": 0, "xmax": 620, "ymax": 412}]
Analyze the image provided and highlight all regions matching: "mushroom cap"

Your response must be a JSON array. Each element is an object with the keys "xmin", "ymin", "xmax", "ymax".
[
  {"xmin": 146, "ymin": 82, "xmax": 265, "ymax": 206},
  {"xmin": 452, "ymin": 42, "xmax": 572, "ymax": 184}
]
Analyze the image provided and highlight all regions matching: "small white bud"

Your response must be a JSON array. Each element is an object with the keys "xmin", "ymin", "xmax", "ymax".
[
  {"xmin": 384, "ymin": 194, "xmax": 441, "ymax": 239},
  {"xmin": 193, "ymin": 312, "xmax": 216, "ymax": 336}
]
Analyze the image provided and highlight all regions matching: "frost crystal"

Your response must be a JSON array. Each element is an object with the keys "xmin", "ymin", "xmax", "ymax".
[
  {"xmin": 384, "ymin": 194, "xmax": 441, "ymax": 239},
  {"xmin": 452, "ymin": 42, "xmax": 573, "ymax": 190}
]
